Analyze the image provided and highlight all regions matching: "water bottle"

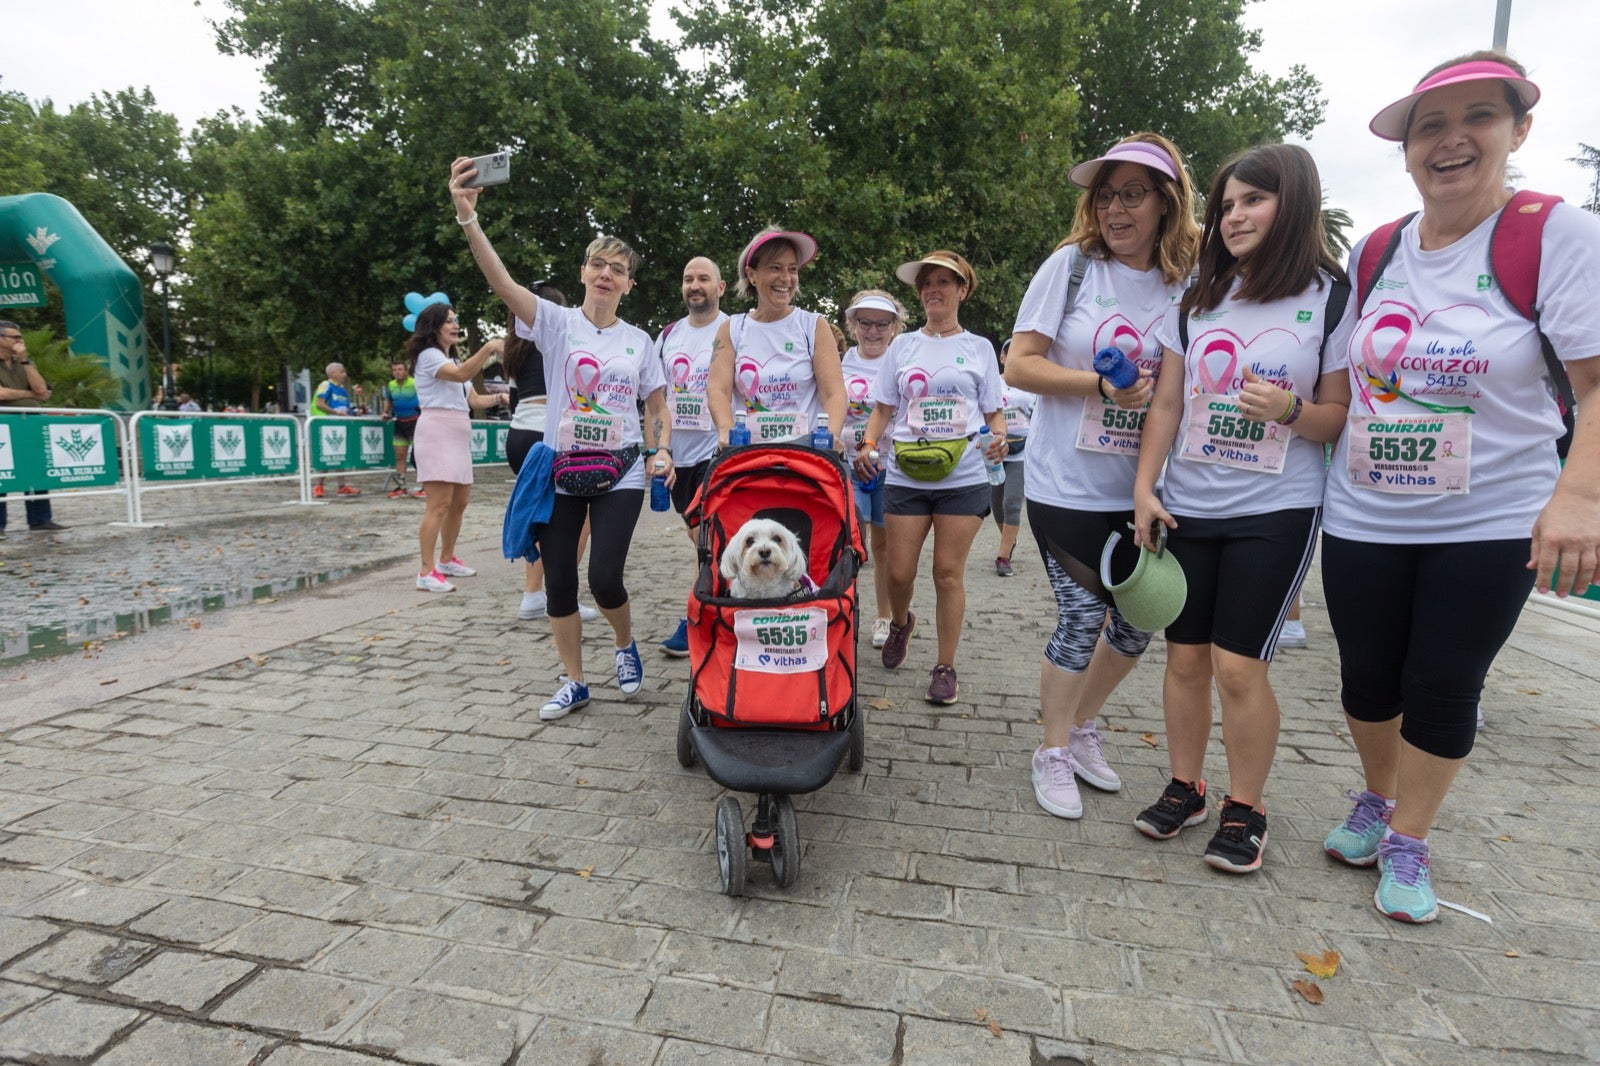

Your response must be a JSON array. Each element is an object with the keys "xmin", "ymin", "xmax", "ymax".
[
  {"xmin": 811, "ymin": 413, "xmax": 833, "ymax": 451},
  {"xmin": 729, "ymin": 411, "xmax": 751, "ymax": 447},
  {"xmin": 978, "ymin": 426, "xmax": 1006, "ymax": 486},
  {"xmin": 1093, "ymin": 346, "xmax": 1140, "ymax": 390},
  {"xmin": 859, "ymin": 449, "xmax": 883, "ymax": 492},
  {"xmin": 650, "ymin": 457, "xmax": 671, "ymax": 512}
]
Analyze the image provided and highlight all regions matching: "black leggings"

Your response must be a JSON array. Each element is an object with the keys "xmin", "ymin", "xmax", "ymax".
[
  {"xmin": 1322, "ymin": 534, "xmax": 1534, "ymax": 760},
  {"xmin": 542, "ymin": 490, "xmax": 645, "ymax": 617}
]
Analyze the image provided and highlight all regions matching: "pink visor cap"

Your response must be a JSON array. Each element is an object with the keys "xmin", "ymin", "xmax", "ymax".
[
  {"xmin": 738, "ymin": 230, "xmax": 818, "ymax": 275},
  {"xmin": 1067, "ymin": 142, "xmax": 1179, "ymax": 189},
  {"xmin": 1369, "ymin": 59, "xmax": 1539, "ymax": 141}
]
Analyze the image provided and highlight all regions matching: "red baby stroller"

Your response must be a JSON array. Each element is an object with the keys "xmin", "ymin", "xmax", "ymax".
[{"xmin": 678, "ymin": 443, "xmax": 866, "ymax": 895}]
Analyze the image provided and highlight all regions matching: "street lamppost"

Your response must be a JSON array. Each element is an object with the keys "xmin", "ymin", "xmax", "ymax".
[{"xmin": 149, "ymin": 240, "xmax": 177, "ymax": 411}]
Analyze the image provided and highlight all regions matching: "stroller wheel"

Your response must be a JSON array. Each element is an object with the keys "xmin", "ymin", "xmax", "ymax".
[
  {"xmin": 715, "ymin": 796, "xmax": 746, "ymax": 896},
  {"xmin": 847, "ymin": 701, "xmax": 865, "ymax": 772},
  {"xmin": 676, "ymin": 694, "xmax": 697, "ymax": 768},
  {"xmin": 769, "ymin": 793, "xmax": 801, "ymax": 889}
]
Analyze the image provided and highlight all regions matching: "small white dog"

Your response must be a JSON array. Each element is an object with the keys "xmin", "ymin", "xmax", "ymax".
[{"xmin": 721, "ymin": 518, "xmax": 808, "ymax": 599}]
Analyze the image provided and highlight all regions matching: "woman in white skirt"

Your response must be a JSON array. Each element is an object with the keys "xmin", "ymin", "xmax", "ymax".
[{"xmin": 409, "ymin": 302, "xmax": 503, "ymax": 592}]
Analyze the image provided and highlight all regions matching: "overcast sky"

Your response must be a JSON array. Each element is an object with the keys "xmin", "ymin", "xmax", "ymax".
[{"xmin": 6, "ymin": 0, "xmax": 1596, "ymax": 241}]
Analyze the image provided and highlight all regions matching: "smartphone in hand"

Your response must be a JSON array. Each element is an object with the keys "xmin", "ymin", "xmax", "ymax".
[{"xmin": 462, "ymin": 151, "xmax": 510, "ymax": 189}]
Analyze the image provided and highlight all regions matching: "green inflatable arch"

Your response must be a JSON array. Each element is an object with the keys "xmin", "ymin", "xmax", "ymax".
[{"xmin": 0, "ymin": 193, "xmax": 151, "ymax": 411}]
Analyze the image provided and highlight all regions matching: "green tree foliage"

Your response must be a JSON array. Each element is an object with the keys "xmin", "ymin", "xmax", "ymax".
[
  {"xmin": 1570, "ymin": 142, "xmax": 1600, "ymax": 214},
  {"xmin": 0, "ymin": 87, "xmax": 193, "ymax": 358},
  {"xmin": 23, "ymin": 326, "xmax": 119, "ymax": 410},
  {"xmin": 1073, "ymin": 0, "xmax": 1324, "ymax": 185}
]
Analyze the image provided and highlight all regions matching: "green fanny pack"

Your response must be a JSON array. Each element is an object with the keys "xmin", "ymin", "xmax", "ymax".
[{"xmin": 892, "ymin": 436, "xmax": 971, "ymax": 482}]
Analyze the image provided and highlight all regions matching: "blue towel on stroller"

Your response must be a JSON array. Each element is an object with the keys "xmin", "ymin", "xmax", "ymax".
[{"xmin": 502, "ymin": 442, "xmax": 555, "ymax": 564}]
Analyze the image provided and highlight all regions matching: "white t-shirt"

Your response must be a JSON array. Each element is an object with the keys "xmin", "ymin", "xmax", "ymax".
[
  {"xmin": 729, "ymin": 308, "xmax": 823, "ymax": 441},
  {"xmin": 1324, "ymin": 201, "xmax": 1600, "ymax": 542},
  {"xmin": 1153, "ymin": 272, "xmax": 1350, "ymax": 519},
  {"xmin": 869, "ymin": 330, "xmax": 1002, "ymax": 490},
  {"xmin": 1011, "ymin": 245, "xmax": 1186, "ymax": 510},
  {"xmin": 999, "ymin": 383, "xmax": 1038, "ymax": 465},
  {"xmin": 657, "ymin": 312, "xmax": 728, "ymax": 467},
  {"xmin": 840, "ymin": 345, "xmax": 889, "ymax": 460},
  {"xmin": 414, "ymin": 347, "xmax": 469, "ymax": 411},
  {"xmin": 514, "ymin": 297, "xmax": 662, "ymax": 493}
]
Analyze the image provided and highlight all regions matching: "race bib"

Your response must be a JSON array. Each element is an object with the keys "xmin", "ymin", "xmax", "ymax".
[
  {"xmin": 1076, "ymin": 396, "xmax": 1146, "ymax": 456},
  {"xmin": 844, "ymin": 421, "xmax": 869, "ymax": 457},
  {"xmin": 908, "ymin": 396, "xmax": 969, "ymax": 440},
  {"xmin": 749, "ymin": 410, "xmax": 806, "ymax": 443},
  {"xmin": 671, "ymin": 393, "xmax": 713, "ymax": 432},
  {"xmin": 557, "ymin": 408, "xmax": 625, "ymax": 451},
  {"xmin": 733, "ymin": 607, "xmax": 828, "ymax": 673},
  {"xmin": 1178, "ymin": 394, "xmax": 1289, "ymax": 475},
  {"xmin": 1003, "ymin": 406, "xmax": 1032, "ymax": 436},
  {"xmin": 1345, "ymin": 411, "xmax": 1471, "ymax": 495}
]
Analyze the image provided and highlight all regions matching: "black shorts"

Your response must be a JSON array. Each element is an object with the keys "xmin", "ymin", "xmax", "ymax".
[
  {"xmin": 1163, "ymin": 507, "xmax": 1319, "ymax": 661},
  {"xmin": 1027, "ymin": 499, "xmax": 1133, "ymax": 598},
  {"xmin": 393, "ymin": 417, "xmax": 419, "ymax": 442},
  {"xmin": 506, "ymin": 427, "xmax": 544, "ymax": 474},
  {"xmin": 885, "ymin": 482, "xmax": 991, "ymax": 518},
  {"xmin": 671, "ymin": 460, "xmax": 712, "ymax": 518}
]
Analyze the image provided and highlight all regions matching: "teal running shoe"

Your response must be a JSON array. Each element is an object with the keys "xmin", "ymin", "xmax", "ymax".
[
  {"xmin": 1325, "ymin": 789, "xmax": 1391, "ymax": 867},
  {"xmin": 1374, "ymin": 832, "xmax": 1439, "ymax": 923}
]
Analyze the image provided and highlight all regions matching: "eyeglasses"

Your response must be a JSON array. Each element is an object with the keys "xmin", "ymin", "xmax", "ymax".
[
  {"xmin": 0, "ymin": 333, "xmax": 22, "ymax": 341},
  {"xmin": 854, "ymin": 318, "xmax": 896, "ymax": 332},
  {"xmin": 1095, "ymin": 182, "xmax": 1151, "ymax": 210},
  {"xmin": 585, "ymin": 257, "xmax": 631, "ymax": 278}
]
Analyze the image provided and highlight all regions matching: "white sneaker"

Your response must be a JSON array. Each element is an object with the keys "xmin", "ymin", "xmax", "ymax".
[
  {"xmin": 579, "ymin": 604, "xmax": 601, "ymax": 622},
  {"xmin": 1278, "ymin": 620, "xmax": 1307, "ymax": 648},
  {"xmin": 519, "ymin": 590, "xmax": 548, "ymax": 620},
  {"xmin": 417, "ymin": 569, "xmax": 455, "ymax": 593},
  {"xmin": 1032, "ymin": 746, "xmax": 1082, "ymax": 819},
  {"xmin": 1067, "ymin": 719, "xmax": 1122, "ymax": 792},
  {"xmin": 871, "ymin": 617, "xmax": 892, "ymax": 648},
  {"xmin": 436, "ymin": 556, "xmax": 477, "ymax": 577}
]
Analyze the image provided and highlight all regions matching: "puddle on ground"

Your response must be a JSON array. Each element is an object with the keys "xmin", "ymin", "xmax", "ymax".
[{"xmin": 0, "ymin": 567, "xmax": 363, "ymax": 665}]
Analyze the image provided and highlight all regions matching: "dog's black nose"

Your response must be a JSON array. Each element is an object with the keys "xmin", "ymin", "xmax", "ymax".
[{"xmin": 757, "ymin": 547, "xmax": 771, "ymax": 560}]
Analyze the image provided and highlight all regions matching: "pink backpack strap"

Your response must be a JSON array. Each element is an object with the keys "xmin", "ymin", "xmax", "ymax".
[
  {"xmin": 1490, "ymin": 190, "xmax": 1561, "ymax": 321},
  {"xmin": 1355, "ymin": 214, "xmax": 1416, "ymax": 312}
]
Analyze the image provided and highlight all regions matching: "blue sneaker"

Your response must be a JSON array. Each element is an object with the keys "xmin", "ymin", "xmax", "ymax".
[
  {"xmin": 660, "ymin": 617, "xmax": 690, "ymax": 658},
  {"xmin": 1374, "ymin": 832, "xmax": 1439, "ymax": 923},
  {"xmin": 1325, "ymin": 789, "xmax": 1391, "ymax": 867},
  {"xmin": 540, "ymin": 678, "xmax": 589, "ymax": 721},
  {"xmin": 615, "ymin": 640, "xmax": 644, "ymax": 695}
]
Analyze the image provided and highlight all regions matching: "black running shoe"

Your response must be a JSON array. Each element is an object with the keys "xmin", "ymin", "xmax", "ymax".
[
  {"xmin": 1134, "ymin": 777, "xmax": 1208, "ymax": 840},
  {"xmin": 1203, "ymin": 797, "xmax": 1268, "ymax": 874}
]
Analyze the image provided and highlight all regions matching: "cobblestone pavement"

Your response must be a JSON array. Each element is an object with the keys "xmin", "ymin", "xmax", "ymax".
[{"xmin": 0, "ymin": 487, "xmax": 1597, "ymax": 1064}]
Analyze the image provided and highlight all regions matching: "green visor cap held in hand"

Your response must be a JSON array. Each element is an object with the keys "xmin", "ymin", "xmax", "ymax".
[{"xmin": 1100, "ymin": 523, "xmax": 1188, "ymax": 634}]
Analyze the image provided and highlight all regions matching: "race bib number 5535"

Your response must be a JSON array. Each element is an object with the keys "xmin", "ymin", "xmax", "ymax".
[{"xmin": 732, "ymin": 607, "xmax": 828, "ymax": 673}]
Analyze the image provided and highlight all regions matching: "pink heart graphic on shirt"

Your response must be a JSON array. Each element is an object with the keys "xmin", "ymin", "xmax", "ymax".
[
  {"xmin": 1187, "ymin": 326, "xmax": 1298, "ymax": 396},
  {"xmin": 1350, "ymin": 298, "xmax": 1487, "ymax": 411},
  {"xmin": 1093, "ymin": 313, "xmax": 1162, "ymax": 364}
]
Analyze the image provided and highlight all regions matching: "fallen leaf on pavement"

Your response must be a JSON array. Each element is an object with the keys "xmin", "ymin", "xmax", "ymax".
[
  {"xmin": 1139, "ymin": 733, "xmax": 1158, "ymax": 747},
  {"xmin": 1517, "ymin": 688, "xmax": 1540, "ymax": 695},
  {"xmin": 1505, "ymin": 950, "xmax": 1520, "ymax": 958},
  {"xmin": 1291, "ymin": 979, "xmax": 1323, "ymax": 1004},
  {"xmin": 1295, "ymin": 950, "xmax": 1340, "ymax": 977},
  {"xmin": 577, "ymin": 866, "xmax": 594, "ymax": 879},
  {"xmin": 869, "ymin": 697, "xmax": 894, "ymax": 710},
  {"xmin": 495, "ymin": 659, "xmax": 510, "ymax": 666},
  {"xmin": 98, "ymin": 678, "xmax": 118, "ymax": 686}
]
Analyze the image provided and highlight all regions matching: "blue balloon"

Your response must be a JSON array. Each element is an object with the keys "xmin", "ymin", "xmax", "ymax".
[{"xmin": 400, "ymin": 291, "xmax": 451, "ymax": 331}]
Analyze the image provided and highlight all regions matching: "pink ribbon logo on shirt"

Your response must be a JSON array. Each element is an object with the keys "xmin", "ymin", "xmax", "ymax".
[
  {"xmin": 905, "ymin": 369, "xmax": 931, "ymax": 399},
  {"xmin": 1359, "ymin": 311, "xmax": 1412, "ymax": 407},
  {"xmin": 669, "ymin": 354, "xmax": 694, "ymax": 393},
  {"xmin": 735, "ymin": 358, "xmax": 766, "ymax": 412},
  {"xmin": 1195, "ymin": 338, "xmax": 1238, "ymax": 395},
  {"xmin": 570, "ymin": 353, "xmax": 605, "ymax": 413}
]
